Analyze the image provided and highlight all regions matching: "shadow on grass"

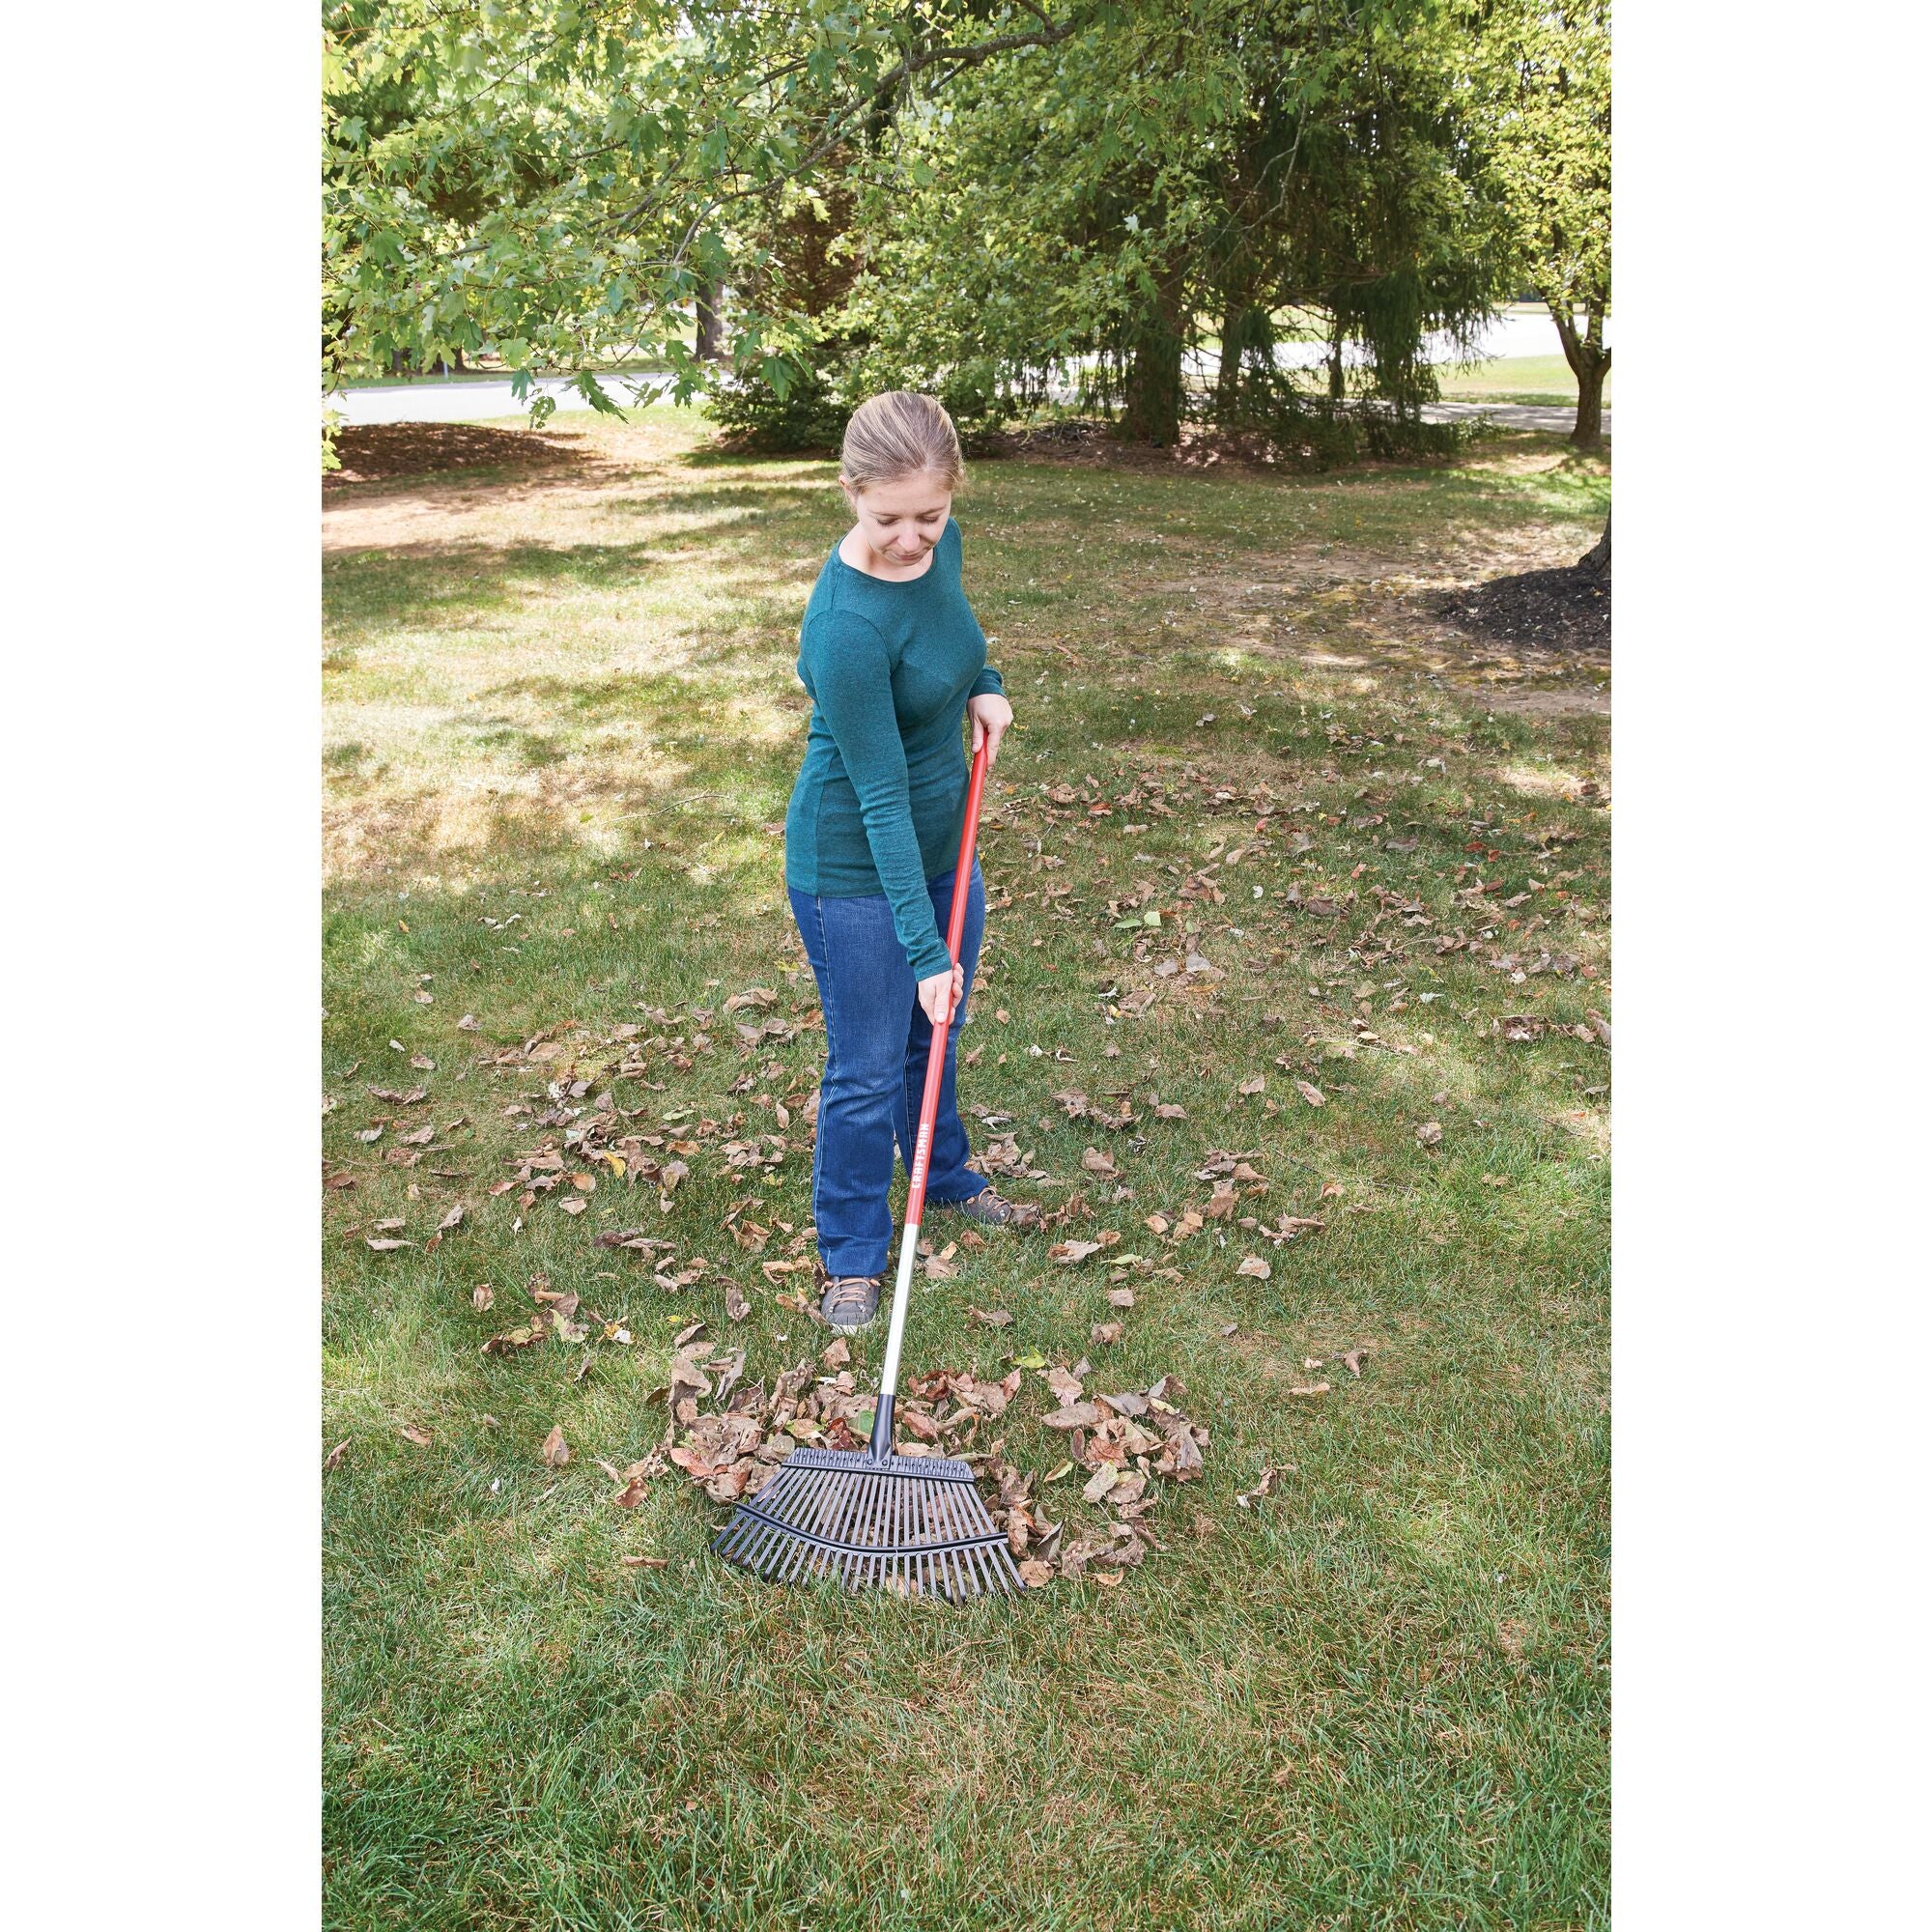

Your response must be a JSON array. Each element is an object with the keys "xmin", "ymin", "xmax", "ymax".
[{"xmin": 324, "ymin": 516, "xmax": 842, "ymax": 640}]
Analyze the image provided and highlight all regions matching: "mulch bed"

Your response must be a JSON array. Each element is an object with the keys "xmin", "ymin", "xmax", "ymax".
[
  {"xmin": 325, "ymin": 421, "xmax": 590, "ymax": 490},
  {"xmin": 1426, "ymin": 560, "xmax": 1611, "ymax": 655},
  {"xmin": 975, "ymin": 417, "xmax": 1286, "ymax": 473}
]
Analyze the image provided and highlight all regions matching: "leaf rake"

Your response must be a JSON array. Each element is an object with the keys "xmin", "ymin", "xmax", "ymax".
[{"xmin": 714, "ymin": 740, "xmax": 1025, "ymax": 1601}]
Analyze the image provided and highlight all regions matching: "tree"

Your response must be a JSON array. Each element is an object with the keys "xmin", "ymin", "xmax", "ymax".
[
  {"xmin": 322, "ymin": 2, "xmax": 1086, "ymax": 412},
  {"xmin": 1463, "ymin": 0, "xmax": 1611, "ymax": 448},
  {"xmin": 820, "ymin": 0, "xmax": 1501, "ymax": 450}
]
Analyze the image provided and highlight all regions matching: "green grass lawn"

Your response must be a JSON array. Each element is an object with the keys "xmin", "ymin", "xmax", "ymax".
[
  {"xmin": 324, "ymin": 406, "xmax": 1610, "ymax": 1930},
  {"xmin": 1434, "ymin": 355, "xmax": 1611, "ymax": 409}
]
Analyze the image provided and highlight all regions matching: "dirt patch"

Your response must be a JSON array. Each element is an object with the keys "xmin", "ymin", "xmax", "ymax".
[
  {"xmin": 1425, "ymin": 561, "xmax": 1610, "ymax": 656},
  {"xmin": 1479, "ymin": 683, "xmax": 1609, "ymax": 718},
  {"xmin": 325, "ymin": 422, "xmax": 593, "ymax": 492}
]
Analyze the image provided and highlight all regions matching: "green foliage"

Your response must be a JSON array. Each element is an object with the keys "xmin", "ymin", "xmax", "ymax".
[
  {"xmin": 1456, "ymin": 1, "xmax": 1611, "ymax": 344},
  {"xmin": 322, "ymin": 2, "xmax": 1086, "ymax": 403},
  {"xmin": 322, "ymin": 2, "xmax": 1530, "ymax": 450},
  {"xmin": 1222, "ymin": 364, "xmax": 1477, "ymax": 469},
  {"xmin": 1471, "ymin": 1, "xmax": 1610, "ymax": 311},
  {"xmin": 819, "ymin": 0, "xmax": 1509, "ymax": 440},
  {"xmin": 706, "ymin": 334, "xmax": 852, "ymax": 454},
  {"xmin": 708, "ymin": 321, "xmax": 1023, "ymax": 457}
]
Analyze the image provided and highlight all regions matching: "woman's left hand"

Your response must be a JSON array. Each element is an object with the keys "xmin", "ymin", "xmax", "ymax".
[{"xmin": 967, "ymin": 693, "xmax": 1014, "ymax": 769}]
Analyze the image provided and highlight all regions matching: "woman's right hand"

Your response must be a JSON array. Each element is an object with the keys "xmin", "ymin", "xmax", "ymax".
[{"xmin": 918, "ymin": 962, "xmax": 964, "ymax": 1028}]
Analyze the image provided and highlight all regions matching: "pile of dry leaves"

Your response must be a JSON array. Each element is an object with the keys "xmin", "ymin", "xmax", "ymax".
[{"xmin": 605, "ymin": 1326, "xmax": 1210, "ymax": 1588}]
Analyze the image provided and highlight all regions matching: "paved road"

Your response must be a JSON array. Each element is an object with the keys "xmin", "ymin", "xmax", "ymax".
[
  {"xmin": 330, "ymin": 369, "xmax": 653, "ymax": 426},
  {"xmin": 1423, "ymin": 400, "xmax": 1609, "ymax": 435},
  {"xmin": 331, "ymin": 310, "xmax": 1610, "ymax": 431}
]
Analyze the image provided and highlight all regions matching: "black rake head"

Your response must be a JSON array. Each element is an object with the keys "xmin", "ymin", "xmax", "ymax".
[{"xmin": 713, "ymin": 1447, "xmax": 1026, "ymax": 1601}]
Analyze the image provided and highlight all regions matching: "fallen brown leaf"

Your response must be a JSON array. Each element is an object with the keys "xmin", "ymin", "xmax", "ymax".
[
  {"xmin": 1048, "ymin": 1239, "xmax": 1104, "ymax": 1264},
  {"xmin": 1236, "ymin": 1463, "xmax": 1293, "ymax": 1509},
  {"xmin": 1041, "ymin": 1403, "xmax": 1102, "ymax": 1431}
]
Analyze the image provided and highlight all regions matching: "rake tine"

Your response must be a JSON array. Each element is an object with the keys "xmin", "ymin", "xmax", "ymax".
[
  {"xmin": 752, "ymin": 1516, "xmax": 783, "ymax": 1577},
  {"xmin": 800, "ymin": 1470, "xmax": 850, "ymax": 1566},
  {"xmin": 928, "ymin": 1482, "xmax": 963, "ymax": 1560},
  {"xmin": 730, "ymin": 1516, "xmax": 766, "ymax": 1567},
  {"xmin": 715, "ymin": 1443, "xmax": 1030, "ymax": 1600},
  {"xmin": 809, "ymin": 1476, "xmax": 866, "ymax": 1587},
  {"xmin": 773, "ymin": 1467, "xmax": 821, "ymax": 1537},
  {"xmin": 775, "ymin": 1512, "xmax": 817, "ymax": 1584},
  {"xmin": 740, "ymin": 1520, "xmax": 773, "ymax": 1575},
  {"xmin": 774, "ymin": 1502, "xmax": 811, "ymax": 1576},
  {"xmin": 804, "ymin": 1467, "xmax": 843, "ymax": 1538},
  {"xmin": 823, "ymin": 1471, "xmax": 867, "ymax": 1557}
]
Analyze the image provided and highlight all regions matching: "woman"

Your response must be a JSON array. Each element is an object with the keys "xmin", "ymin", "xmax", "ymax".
[{"xmin": 783, "ymin": 391, "xmax": 1037, "ymax": 1333}]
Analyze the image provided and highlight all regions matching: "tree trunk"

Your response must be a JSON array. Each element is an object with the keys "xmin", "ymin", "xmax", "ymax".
[
  {"xmin": 1545, "ymin": 291, "xmax": 1610, "ymax": 450},
  {"xmin": 1213, "ymin": 294, "xmax": 1245, "ymax": 416},
  {"xmin": 1579, "ymin": 510, "xmax": 1610, "ymax": 576},
  {"xmin": 1327, "ymin": 310, "xmax": 1347, "ymax": 401},
  {"xmin": 1122, "ymin": 265, "xmax": 1186, "ymax": 446},
  {"xmin": 695, "ymin": 269, "xmax": 725, "ymax": 362},
  {"xmin": 1570, "ymin": 355, "xmax": 1606, "ymax": 448}
]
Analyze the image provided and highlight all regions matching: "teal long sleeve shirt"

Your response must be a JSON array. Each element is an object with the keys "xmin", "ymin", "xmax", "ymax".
[{"xmin": 782, "ymin": 515, "xmax": 1005, "ymax": 980}]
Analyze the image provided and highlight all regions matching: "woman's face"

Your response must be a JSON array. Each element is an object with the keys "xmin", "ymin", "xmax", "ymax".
[{"xmin": 842, "ymin": 471, "xmax": 952, "ymax": 566}]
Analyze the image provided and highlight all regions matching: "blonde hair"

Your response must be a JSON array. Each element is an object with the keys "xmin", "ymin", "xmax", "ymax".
[{"xmin": 838, "ymin": 390, "xmax": 966, "ymax": 495}]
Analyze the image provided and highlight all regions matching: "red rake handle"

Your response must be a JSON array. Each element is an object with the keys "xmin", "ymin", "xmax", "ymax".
[
  {"xmin": 867, "ymin": 740, "xmax": 990, "ymax": 1459},
  {"xmin": 903, "ymin": 737, "xmax": 990, "ymax": 1229}
]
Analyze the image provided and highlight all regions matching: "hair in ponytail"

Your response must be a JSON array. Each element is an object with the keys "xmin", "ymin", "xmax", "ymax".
[{"xmin": 838, "ymin": 390, "xmax": 966, "ymax": 495}]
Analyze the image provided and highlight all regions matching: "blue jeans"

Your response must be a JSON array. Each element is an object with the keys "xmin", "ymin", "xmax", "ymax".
[{"xmin": 787, "ymin": 857, "xmax": 990, "ymax": 1277}]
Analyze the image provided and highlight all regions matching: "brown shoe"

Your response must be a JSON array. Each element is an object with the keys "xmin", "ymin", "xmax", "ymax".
[{"xmin": 820, "ymin": 1274, "xmax": 881, "ymax": 1332}]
